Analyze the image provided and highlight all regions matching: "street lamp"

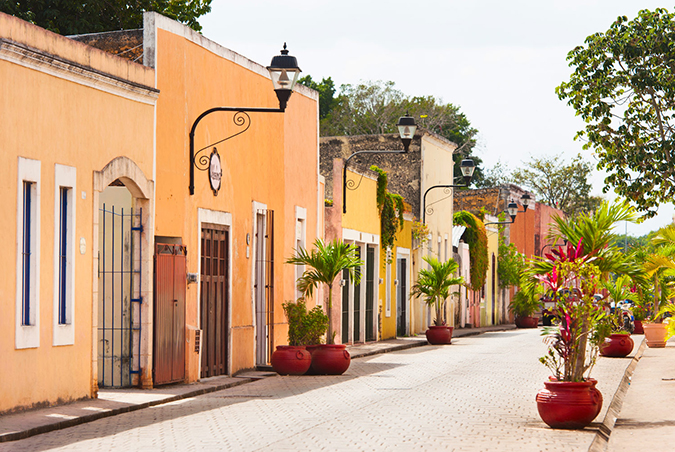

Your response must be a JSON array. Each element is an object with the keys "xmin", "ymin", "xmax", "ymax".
[
  {"xmin": 484, "ymin": 196, "xmax": 526, "ymax": 226},
  {"xmin": 342, "ymin": 113, "xmax": 417, "ymax": 213},
  {"xmin": 188, "ymin": 43, "xmax": 301, "ymax": 195},
  {"xmin": 422, "ymin": 159, "xmax": 476, "ymax": 223}
]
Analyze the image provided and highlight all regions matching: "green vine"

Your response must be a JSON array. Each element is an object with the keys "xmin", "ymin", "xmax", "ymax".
[
  {"xmin": 371, "ymin": 165, "xmax": 405, "ymax": 250},
  {"xmin": 453, "ymin": 211, "xmax": 488, "ymax": 291}
]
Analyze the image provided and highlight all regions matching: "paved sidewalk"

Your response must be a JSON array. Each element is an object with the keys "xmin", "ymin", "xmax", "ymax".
[
  {"xmin": 606, "ymin": 339, "xmax": 675, "ymax": 452},
  {"xmin": 0, "ymin": 325, "xmax": 514, "ymax": 443}
]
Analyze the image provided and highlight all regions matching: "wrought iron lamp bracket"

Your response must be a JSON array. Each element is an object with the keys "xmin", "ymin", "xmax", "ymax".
[
  {"xmin": 422, "ymin": 184, "xmax": 468, "ymax": 223},
  {"xmin": 342, "ymin": 149, "xmax": 407, "ymax": 214},
  {"xmin": 189, "ymin": 106, "xmax": 284, "ymax": 195}
]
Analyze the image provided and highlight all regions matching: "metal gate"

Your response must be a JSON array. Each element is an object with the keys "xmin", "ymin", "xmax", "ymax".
[
  {"xmin": 255, "ymin": 210, "xmax": 275, "ymax": 366},
  {"xmin": 200, "ymin": 225, "xmax": 229, "ymax": 377},
  {"xmin": 98, "ymin": 204, "xmax": 142, "ymax": 388},
  {"xmin": 153, "ymin": 244, "xmax": 186, "ymax": 385}
]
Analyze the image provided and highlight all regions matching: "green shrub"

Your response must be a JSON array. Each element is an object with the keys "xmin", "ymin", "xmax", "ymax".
[{"xmin": 282, "ymin": 299, "xmax": 329, "ymax": 346}]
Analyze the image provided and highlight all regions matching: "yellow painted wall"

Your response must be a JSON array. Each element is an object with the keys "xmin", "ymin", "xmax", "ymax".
[
  {"xmin": 151, "ymin": 16, "xmax": 319, "ymax": 375},
  {"xmin": 0, "ymin": 13, "xmax": 155, "ymax": 412},
  {"xmin": 379, "ymin": 216, "xmax": 413, "ymax": 340},
  {"xmin": 342, "ymin": 169, "xmax": 379, "ymax": 235}
]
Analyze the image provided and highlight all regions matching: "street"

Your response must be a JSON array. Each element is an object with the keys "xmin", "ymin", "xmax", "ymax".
[{"xmin": 1, "ymin": 329, "xmax": 632, "ymax": 452}]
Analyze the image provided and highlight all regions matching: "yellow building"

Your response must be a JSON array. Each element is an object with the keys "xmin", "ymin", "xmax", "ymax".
[
  {"xmin": 335, "ymin": 166, "xmax": 381, "ymax": 343},
  {"xmin": 0, "ymin": 13, "xmax": 157, "ymax": 412}
]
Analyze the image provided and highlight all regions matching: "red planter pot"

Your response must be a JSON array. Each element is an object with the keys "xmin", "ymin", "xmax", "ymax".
[
  {"xmin": 643, "ymin": 323, "xmax": 669, "ymax": 348},
  {"xmin": 425, "ymin": 326, "xmax": 453, "ymax": 345},
  {"xmin": 515, "ymin": 316, "xmax": 539, "ymax": 328},
  {"xmin": 633, "ymin": 320, "xmax": 644, "ymax": 335},
  {"xmin": 270, "ymin": 346, "xmax": 311, "ymax": 376},
  {"xmin": 536, "ymin": 379, "xmax": 603, "ymax": 429},
  {"xmin": 307, "ymin": 344, "xmax": 351, "ymax": 375},
  {"xmin": 600, "ymin": 333, "xmax": 634, "ymax": 357}
]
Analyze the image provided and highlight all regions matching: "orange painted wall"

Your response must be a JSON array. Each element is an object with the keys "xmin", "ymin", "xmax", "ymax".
[
  {"xmin": 151, "ymin": 19, "xmax": 319, "ymax": 376},
  {"xmin": 0, "ymin": 13, "xmax": 155, "ymax": 412}
]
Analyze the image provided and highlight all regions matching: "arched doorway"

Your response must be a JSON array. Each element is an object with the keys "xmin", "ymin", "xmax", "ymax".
[{"xmin": 93, "ymin": 157, "xmax": 154, "ymax": 390}]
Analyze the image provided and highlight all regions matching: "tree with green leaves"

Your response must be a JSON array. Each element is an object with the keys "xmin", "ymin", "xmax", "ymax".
[
  {"xmin": 511, "ymin": 154, "xmax": 603, "ymax": 218},
  {"xmin": 286, "ymin": 239, "xmax": 363, "ymax": 344},
  {"xmin": 302, "ymin": 78, "xmax": 484, "ymax": 186},
  {"xmin": 474, "ymin": 160, "xmax": 512, "ymax": 189},
  {"xmin": 0, "ymin": 0, "xmax": 212, "ymax": 35},
  {"xmin": 556, "ymin": 8, "xmax": 675, "ymax": 219},
  {"xmin": 297, "ymin": 75, "xmax": 339, "ymax": 121}
]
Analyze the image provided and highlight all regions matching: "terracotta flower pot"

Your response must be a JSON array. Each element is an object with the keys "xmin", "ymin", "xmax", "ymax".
[
  {"xmin": 633, "ymin": 320, "xmax": 644, "ymax": 335},
  {"xmin": 599, "ymin": 333, "xmax": 634, "ymax": 357},
  {"xmin": 643, "ymin": 322, "xmax": 669, "ymax": 348},
  {"xmin": 425, "ymin": 325, "xmax": 453, "ymax": 345},
  {"xmin": 536, "ymin": 379, "xmax": 603, "ymax": 429},
  {"xmin": 515, "ymin": 316, "xmax": 539, "ymax": 328},
  {"xmin": 307, "ymin": 344, "xmax": 351, "ymax": 375},
  {"xmin": 270, "ymin": 346, "xmax": 311, "ymax": 376}
]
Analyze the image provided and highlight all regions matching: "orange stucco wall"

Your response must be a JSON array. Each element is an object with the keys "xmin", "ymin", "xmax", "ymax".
[
  {"xmin": 151, "ymin": 18, "xmax": 319, "ymax": 376},
  {"xmin": 0, "ymin": 13, "xmax": 155, "ymax": 412}
]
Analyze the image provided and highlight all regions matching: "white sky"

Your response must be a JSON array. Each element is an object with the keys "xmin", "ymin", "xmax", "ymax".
[{"xmin": 200, "ymin": 0, "xmax": 673, "ymax": 237}]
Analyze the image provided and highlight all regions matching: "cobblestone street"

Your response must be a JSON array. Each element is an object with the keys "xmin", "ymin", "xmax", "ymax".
[{"xmin": 1, "ymin": 329, "xmax": 633, "ymax": 452}]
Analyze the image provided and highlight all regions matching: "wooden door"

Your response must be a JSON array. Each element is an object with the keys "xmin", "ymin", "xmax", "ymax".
[
  {"xmin": 200, "ymin": 226, "xmax": 229, "ymax": 377},
  {"xmin": 153, "ymin": 243, "xmax": 186, "ymax": 385}
]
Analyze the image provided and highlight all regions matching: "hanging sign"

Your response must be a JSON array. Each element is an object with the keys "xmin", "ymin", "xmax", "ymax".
[{"xmin": 209, "ymin": 147, "xmax": 222, "ymax": 196}]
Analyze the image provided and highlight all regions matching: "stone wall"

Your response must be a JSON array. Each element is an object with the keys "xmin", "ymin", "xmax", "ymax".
[{"xmin": 320, "ymin": 134, "xmax": 422, "ymax": 216}]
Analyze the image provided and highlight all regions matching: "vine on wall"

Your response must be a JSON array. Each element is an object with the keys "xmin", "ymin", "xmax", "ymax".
[
  {"xmin": 453, "ymin": 210, "xmax": 488, "ymax": 291},
  {"xmin": 370, "ymin": 165, "xmax": 405, "ymax": 250}
]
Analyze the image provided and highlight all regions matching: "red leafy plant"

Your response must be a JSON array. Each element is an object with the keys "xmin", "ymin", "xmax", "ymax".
[{"xmin": 535, "ymin": 239, "xmax": 608, "ymax": 382}]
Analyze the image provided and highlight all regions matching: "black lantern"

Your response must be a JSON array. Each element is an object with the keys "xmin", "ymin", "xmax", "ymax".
[
  {"xmin": 267, "ymin": 43, "xmax": 302, "ymax": 111},
  {"xmin": 460, "ymin": 159, "xmax": 476, "ymax": 185},
  {"xmin": 396, "ymin": 113, "xmax": 417, "ymax": 152}
]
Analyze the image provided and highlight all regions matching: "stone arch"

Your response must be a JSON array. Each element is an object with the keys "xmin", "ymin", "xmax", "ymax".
[{"xmin": 94, "ymin": 156, "xmax": 153, "ymax": 200}]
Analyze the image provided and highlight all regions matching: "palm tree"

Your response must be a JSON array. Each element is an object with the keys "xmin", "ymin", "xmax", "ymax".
[
  {"xmin": 528, "ymin": 201, "xmax": 639, "ymax": 279},
  {"xmin": 286, "ymin": 239, "xmax": 363, "ymax": 344},
  {"xmin": 410, "ymin": 256, "xmax": 464, "ymax": 326}
]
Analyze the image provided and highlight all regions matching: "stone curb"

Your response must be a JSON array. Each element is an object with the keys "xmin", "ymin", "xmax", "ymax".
[{"xmin": 588, "ymin": 337, "xmax": 647, "ymax": 452}]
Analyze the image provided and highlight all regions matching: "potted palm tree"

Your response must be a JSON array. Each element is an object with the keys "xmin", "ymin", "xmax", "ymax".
[
  {"xmin": 411, "ymin": 256, "xmax": 464, "ymax": 345},
  {"xmin": 286, "ymin": 238, "xmax": 363, "ymax": 375},
  {"xmin": 510, "ymin": 276, "xmax": 543, "ymax": 328},
  {"xmin": 638, "ymin": 225, "xmax": 675, "ymax": 348}
]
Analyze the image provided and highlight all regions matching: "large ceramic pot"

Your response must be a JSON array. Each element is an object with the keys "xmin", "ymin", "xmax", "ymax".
[
  {"xmin": 515, "ymin": 316, "xmax": 539, "ymax": 328},
  {"xmin": 536, "ymin": 379, "xmax": 603, "ymax": 429},
  {"xmin": 307, "ymin": 344, "xmax": 351, "ymax": 375},
  {"xmin": 599, "ymin": 333, "xmax": 634, "ymax": 357},
  {"xmin": 643, "ymin": 322, "xmax": 669, "ymax": 348},
  {"xmin": 270, "ymin": 346, "xmax": 311, "ymax": 376},
  {"xmin": 633, "ymin": 320, "xmax": 644, "ymax": 335},
  {"xmin": 425, "ymin": 325, "xmax": 453, "ymax": 345}
]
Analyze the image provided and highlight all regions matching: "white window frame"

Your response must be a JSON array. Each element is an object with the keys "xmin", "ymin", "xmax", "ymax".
[
  {"xmin": 16, "ymin": 157, "xmax": 41, "ymax": 349},
  {"xmin": 53, "ymin": 164, "xmax": 76, "ymax": 346}
]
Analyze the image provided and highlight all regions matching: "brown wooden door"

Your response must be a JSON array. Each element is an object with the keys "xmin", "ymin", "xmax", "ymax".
[
  {"xmin": 200, "ymin": 226, "xmax": 229, "ymax": 377},
  {"xmin": 153, "ymin": 244, "xmax": 187, "ymax": 385}
]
